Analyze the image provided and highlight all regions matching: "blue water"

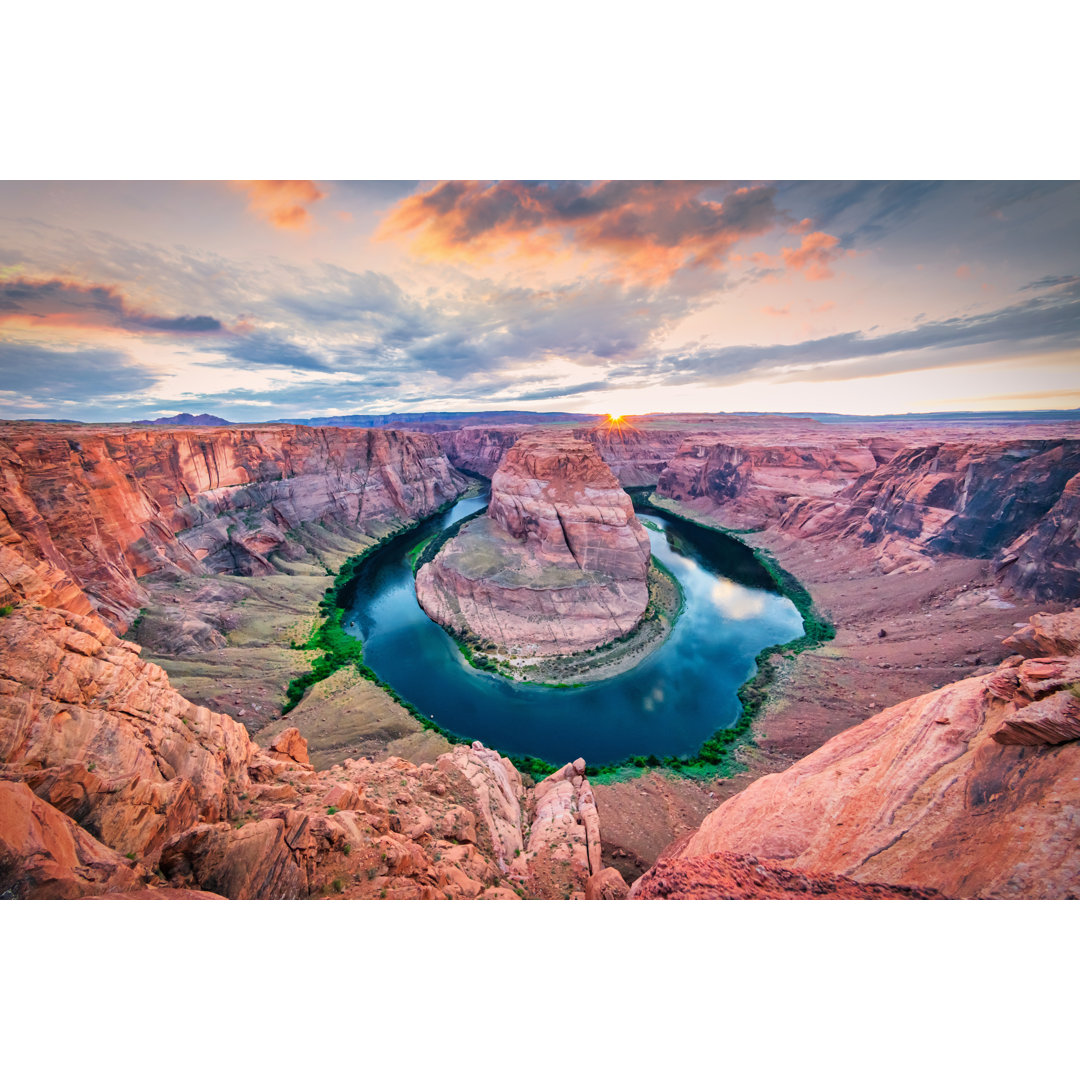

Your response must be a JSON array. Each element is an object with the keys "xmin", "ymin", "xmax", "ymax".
[{"xmin": 343, "ymin": 496, "xmax": 803, "ymax": 765}]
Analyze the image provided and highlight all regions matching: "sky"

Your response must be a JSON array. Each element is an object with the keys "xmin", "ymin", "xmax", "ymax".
[{"xmin": 0, "ymin": 179, "xmax": 1078, "ymax": 422}]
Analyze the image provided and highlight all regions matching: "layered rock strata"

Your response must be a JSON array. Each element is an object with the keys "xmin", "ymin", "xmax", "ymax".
[
  {"xmin": 0, "ymin": 422, "xmax": 468, "ymax": 627},
  {"xmin": 417, "ymin": 433, "xmax": 651, "ymax": 656},
  {"xmin": 655, "ymin": 610, "xmax": 1080, "ymax": 899}
]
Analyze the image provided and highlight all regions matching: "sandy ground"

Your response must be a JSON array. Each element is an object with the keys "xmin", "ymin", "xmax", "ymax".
[{"xmin": 132, "ymin": 526, "xmax": 445, "ymax": 763}]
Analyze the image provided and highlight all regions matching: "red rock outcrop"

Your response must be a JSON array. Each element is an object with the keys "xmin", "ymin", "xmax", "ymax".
[
  {"xmin": 0, "ymin": 422, "xmax": 468, "ymax": 627},
  {"xmin": 778, "ymin": 439, "xmax": 1080, "ymax": 589},
  {"xmin": 0, "ymin": 576, "xmax": 616, "ymax": 900},
  {"xmin": 417, "ymin": 433, "xmax": 652, "ymax": 656},
  {"xmin": 996, "ymin": 472, "xmax": 1080, "ymax": 601},
  {"xmin": 630, "ymin": 850, "xmax": 941, "ymax": 899},
  {"xmin": 0, "ymin": 602, "xmax": 255, "ymax": 861},
  {"xmin": 657, "ymin": 435, "xmax": 885, "ymax": 528},
  {"xmin": 662, "ymin": 612, "xmax": 1080, "ymax": 898},
  {"xmin": 1003, "ymin": 609, "xmax": 1080, "ymax": 658},
  {"xmin": 0, "ymin": 780, "xmax": 143, "ymax": 899}
]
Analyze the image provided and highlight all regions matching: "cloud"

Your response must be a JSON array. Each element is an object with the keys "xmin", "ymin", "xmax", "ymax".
[
  {"xmin": 780, "ymin": 231, "xmax": 843, "ymax": 280},
  {"xmin": 378, "ymin": 180, "xmax": 781, "ymax": 281},
  {"xmin": 0, "ymin": 340, "xmax": 155, "ymax": 407},
  {"xmin": 663, "ymin": 283, "xmax": 1080, "ymax": 387},
  {"xmin": 0, "ymin": 277, "xmax": 223, "ymax": 334},
  {"xmin": 232, "ymin": 180, "xmax": 326, "ymax": 231},
  {"xmin": 799, "ymin": 180, "xmax": 945, "ymax": 244}
]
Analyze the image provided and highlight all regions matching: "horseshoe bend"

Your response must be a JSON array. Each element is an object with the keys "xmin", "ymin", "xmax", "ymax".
[
  {"xmin": 2, "ymin": 178, "xmax": 1080, "ymax": 905},
  {"xmin": 1, "ymin": 414, "xmax": 1079, "ymax": 901}
]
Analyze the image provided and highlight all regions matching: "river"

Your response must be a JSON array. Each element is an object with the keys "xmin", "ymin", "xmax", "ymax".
[{"xmin": 340, "ymin": 494, "xmax": 803, "ymax": 765}]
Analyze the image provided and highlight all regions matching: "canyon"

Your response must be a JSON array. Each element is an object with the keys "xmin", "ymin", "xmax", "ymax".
[
  {"xmin": 416, "ymin": 432, "xmax": 653, "ymax": 658},
  {"xmin": 1, "ymin": 413, "xmax": 1079, "ymax": 899}
]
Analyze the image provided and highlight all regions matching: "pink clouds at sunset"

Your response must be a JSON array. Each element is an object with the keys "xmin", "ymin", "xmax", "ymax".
[
  {"xmin": 232, "ymin": 180, "xmax": 327, "ymax": 230},
  {"xmin": 780, "ymin": 230, "xmax": 844, "ymax": 280},
  {"xmin": 377, "ymin": 180, "xmax": 781, "ymax": 281}
]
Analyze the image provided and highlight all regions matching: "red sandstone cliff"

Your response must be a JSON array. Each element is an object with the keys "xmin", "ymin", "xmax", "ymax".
[
  {"xmin": 656, "ymin": 434, "xmax": 888, "ymax": 527},
  {"xmin": 416, "ymin": 433, "xmax": 652, "ymax": 656},
  {"xmin": 0, "ymin": 422, "xmax": 468, "ymax": 627},
  {"xmin": 656, "ymin": 433, "xmax": 1080, "ymax": 599},
  {"xmin": 639, "ymin": 610, "xmax": 1080, "ymax": 899}
]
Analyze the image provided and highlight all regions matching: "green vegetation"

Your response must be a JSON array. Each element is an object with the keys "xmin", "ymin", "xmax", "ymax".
[
  {"xmin": 0, "ymin": 604, "xmax": 13, "ymax": 617},
  {"xmin": 280, "ymin": 497, "xmax": 489, "ymax": 756},
  {"xmin": 412, "ymin": 506, "xmax": 487, "ymax": 575}
]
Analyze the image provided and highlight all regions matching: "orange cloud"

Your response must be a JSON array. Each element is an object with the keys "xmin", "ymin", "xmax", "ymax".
[
  {"xmin": 762, "ymin": 304, "xmax": 790, "ymax": 316},
  {"xmin": 780, "ymin": 231, "xmax": 843, "ymax": 281},
  {"xmin": 233, "ymin": 180, "xmax": 326, "ymax": 231},
  {"xmin": 377, "ymin": 180, "xmax": 780, "ymax": 283},
  {"xmin": 956, "ymin": 263, "xmax": 972, "ymax": 278}
]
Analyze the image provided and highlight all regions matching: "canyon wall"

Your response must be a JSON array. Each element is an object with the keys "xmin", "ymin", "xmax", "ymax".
[
  {"xmin": 655, "ymin": 433, "xmax": 1080, "ymax": 599},
  {"xmin": 0, "ymin": 422, "xmax": 469, "ymax": 627},
  {"xmin": 655, "ymin": 434, "xmax": 891, "ymax": 527}
]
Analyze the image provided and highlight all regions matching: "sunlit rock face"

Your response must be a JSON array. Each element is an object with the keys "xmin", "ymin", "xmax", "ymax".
[
  {"xmin": 661, "ymin": 610, "xmax": 1080, "ymax": 899},
  {"xmin": 416, "ymin": 433, "xmax": 651, "ymax": 656},
  {"xmin": 0, "ymin": 422, "xmax": 468, "ymax": 628}
]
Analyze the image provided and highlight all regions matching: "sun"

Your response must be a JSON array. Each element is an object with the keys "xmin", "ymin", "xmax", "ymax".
[{"xmin": 608, "ymin": 412, "xmax": 624, "ymax": 423}]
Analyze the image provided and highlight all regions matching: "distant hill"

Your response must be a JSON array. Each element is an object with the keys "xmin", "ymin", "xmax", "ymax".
[{"xmin": 135, "ymin": 413, "xmax": 232, "ymax": 426}]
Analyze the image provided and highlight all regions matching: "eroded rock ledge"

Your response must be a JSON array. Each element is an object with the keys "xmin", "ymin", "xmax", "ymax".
[{"xmin": 416, "ymin": 433, "xmax": 651, "ymax": 657}]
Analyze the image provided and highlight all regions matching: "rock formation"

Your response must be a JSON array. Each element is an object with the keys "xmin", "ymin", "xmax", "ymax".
[
  {"xmin": 630, "ymin": 850, "xmax": 940, "ymax": 899},
  {"xmin": 777, "ymin": 439, "xmax": 1080, "ymax": 588},
  {"xmin": 656, "ymin": 434, "xmax": 887, "ymax": 528},
  {"xmin": 0, "ymin": 576, "xmax": 616, "ymax": 899},
  {"xmin": 654, "ymin": 610, "xmax": 1080, "ymax": 899},
  {"xmin": 996, "ymin": 472, "xmax": 1080, "ymax": 601},
  {"xmin": 0, "ymin": 422, "xmax": 468, "ymax": 627},
  {"xmin": 416, "ymin": 433, "xmax": 652, "ymax": 656}
]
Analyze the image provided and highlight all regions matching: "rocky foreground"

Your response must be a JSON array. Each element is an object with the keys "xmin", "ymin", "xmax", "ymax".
[
  {"xmin": 633, "ymin": 610, "xmax": 1080, "ymax": 899},
  {"xmin": 416, "ymin": 432, "xmax": 652, "ymax": 656}
]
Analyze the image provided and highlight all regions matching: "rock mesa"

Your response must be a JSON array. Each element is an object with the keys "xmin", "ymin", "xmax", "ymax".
[{"xmin": 416, "ymin": 433, "xmax": 651, "ymax": 656}]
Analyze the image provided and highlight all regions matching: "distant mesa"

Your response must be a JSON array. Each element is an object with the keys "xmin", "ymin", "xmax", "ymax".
[
  {"xmin": 416, "ymin": 432, "xmax": 652, "ymax": 658},
  {"xmin": 135, "ymin": 412, "xmax": 232, "ymax": 426}
]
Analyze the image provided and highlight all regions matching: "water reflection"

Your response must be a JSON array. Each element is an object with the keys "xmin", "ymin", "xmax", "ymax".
[{"xmin": 344, "ymin": 502, "xmax": 803, "ymax": 765}]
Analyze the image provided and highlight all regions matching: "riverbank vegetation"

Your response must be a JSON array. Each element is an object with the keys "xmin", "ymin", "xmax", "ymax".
[{"xmin": 282, "ymin": 488, "xmax": 834, "ymax": 785}]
